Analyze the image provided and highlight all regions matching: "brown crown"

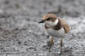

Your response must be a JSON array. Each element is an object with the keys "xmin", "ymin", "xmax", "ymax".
[{"xmin": 43, "ymin": 14, "xmax": 57, "ymax": 21}]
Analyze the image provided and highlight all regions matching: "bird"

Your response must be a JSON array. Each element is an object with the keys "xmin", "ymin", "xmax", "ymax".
[{"xmin": 39, "ymin": 13, "xmax": 70, "ymax": 54}]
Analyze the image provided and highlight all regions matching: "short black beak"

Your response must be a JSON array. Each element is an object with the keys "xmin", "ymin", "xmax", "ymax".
[{"xmin": 38, "ymin": 20, "xmax": 45, "ymax": 23}]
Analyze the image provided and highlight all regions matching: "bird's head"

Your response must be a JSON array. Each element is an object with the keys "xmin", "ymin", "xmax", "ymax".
[{"xmin": 39, "ymin": 14, "xmax": 59, "ymax": 27}]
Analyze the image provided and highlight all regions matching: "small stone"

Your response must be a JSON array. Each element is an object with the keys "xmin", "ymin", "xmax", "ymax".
[{"xmin": 18, "ymin": 41, "xmax": 21, "ymax": 45}]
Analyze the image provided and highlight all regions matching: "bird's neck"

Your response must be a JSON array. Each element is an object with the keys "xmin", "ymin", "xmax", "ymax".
[
  {"xmin": 53, "ymin": 19, "xmax": 62, "ymax": 30},
  {"xmin": 45, "ymin": 19, "xmax": 62, "ymax": 30}
]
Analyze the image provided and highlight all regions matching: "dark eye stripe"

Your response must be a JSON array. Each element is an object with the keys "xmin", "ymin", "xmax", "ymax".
[{"xmin": 47, "ymin": 18, "xmax": 51, "ymax": 20}]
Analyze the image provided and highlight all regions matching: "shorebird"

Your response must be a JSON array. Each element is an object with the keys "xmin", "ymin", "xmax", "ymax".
[{"xmin": 39, "ymin": 14, "xmax": 70, "ymax": 53}]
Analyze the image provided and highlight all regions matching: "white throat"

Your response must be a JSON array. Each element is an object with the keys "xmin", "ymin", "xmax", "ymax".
[
  {"xmin": 54, "ymin": 19, "xmax": 59, "ymax": 25},
  {"xmin": 45, "ymin": 19, "xmax": 59, "ymax": 27}
]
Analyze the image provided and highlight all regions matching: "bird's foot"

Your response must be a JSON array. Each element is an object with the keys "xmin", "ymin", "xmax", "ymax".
[{"xmin": 48, "ymin": 48, "xmax": 51, "ymax": 52}]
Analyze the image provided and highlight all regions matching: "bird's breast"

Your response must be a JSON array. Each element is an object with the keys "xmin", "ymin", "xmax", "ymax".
[{"xmin": 46, "ymin": 28, "xmax": 66, "ymax": 37}]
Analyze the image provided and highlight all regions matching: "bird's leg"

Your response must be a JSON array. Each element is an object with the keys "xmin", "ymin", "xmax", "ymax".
[
  {"xmin": 48, "ymin": 36, "xmax": 54, "ymax": 52},
  {"xmin": 48, "ymin": 46, "xmax": 51, "ymax": 52},
  {"xmin": 60, "ymin": 37, "xmax": 64, "ymax": 55}
]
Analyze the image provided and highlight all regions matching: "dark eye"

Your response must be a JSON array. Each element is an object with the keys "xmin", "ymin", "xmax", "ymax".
[{"xmin": 47, "ymin": 18, "xmax": 51, "ymax": 21}]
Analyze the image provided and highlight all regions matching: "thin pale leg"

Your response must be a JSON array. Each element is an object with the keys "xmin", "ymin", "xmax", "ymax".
[
  {"xmin": 48, "ymin": 36, "xmax": 54, "ymax": 52},
  {"xmin": 48, "ymin": 46, "xmax": 51, "ymax": 52},
  {"xmin": 60, "ymin": 38, "xmax": 64, "ymax": 55}
]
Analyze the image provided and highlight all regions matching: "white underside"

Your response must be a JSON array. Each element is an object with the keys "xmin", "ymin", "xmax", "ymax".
[{"xmin": 46, "ymin": 28, "xmax": 66, "ymax": 38}]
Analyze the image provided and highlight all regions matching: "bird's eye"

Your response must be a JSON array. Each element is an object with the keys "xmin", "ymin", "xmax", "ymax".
[{"xmin": 47, "ymin": 18, "xmax": 51, "ymax": 21}]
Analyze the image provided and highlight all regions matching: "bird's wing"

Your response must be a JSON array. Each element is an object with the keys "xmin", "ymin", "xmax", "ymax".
[{"xmin": 59, "ymin": 18, "xmax": 70, "ymax": 33}]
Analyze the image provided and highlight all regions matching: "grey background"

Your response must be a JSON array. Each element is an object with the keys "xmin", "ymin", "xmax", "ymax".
[{"xmin": 0, "ymin": 0, "xmax": 85, "ymax": 56}]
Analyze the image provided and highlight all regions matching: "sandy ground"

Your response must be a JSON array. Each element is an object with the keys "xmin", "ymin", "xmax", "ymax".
[{"xmin": 0, "ymin": 0, "xmax": 85, "ymax": 56}]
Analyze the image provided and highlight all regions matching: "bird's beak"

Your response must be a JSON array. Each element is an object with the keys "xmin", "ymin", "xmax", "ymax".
[{"xmin": 38, "ymin": 20, "xmax": 45, "ymax": 23}]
